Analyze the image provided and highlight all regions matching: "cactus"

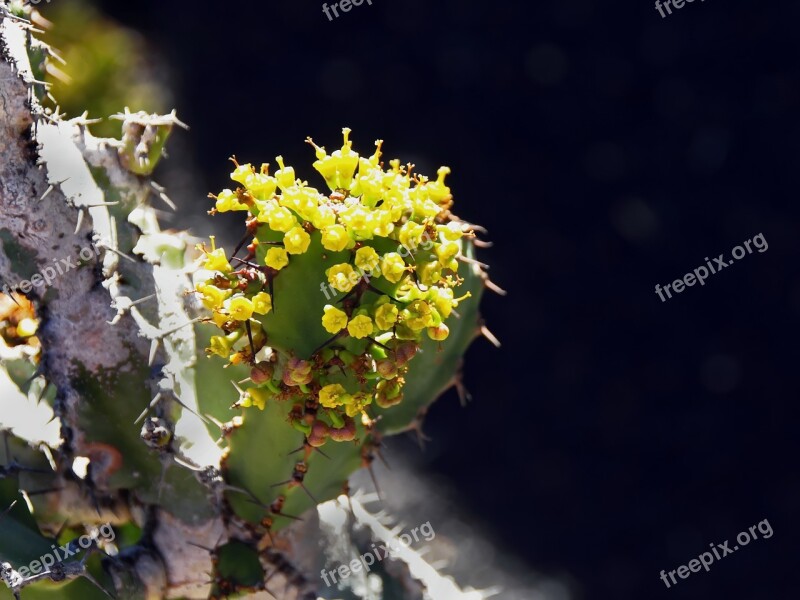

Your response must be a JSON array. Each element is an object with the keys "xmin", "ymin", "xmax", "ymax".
[{"xmin": 0, "ymin": 4, "xmax": 500, "ymax": 599}]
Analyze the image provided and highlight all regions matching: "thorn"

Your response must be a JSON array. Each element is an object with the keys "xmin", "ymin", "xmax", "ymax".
[
  {"xmin": 288, "ymin": 441, "xmax": 330, "ymax": 460},
  {"xmin": 230, "ymin": 256, "xmax": 259, "ymax": 269},
  {"xmin": 0, "ymin": 499, "xmax": 17, "ymax": 523},
  {"xmin": 97, "ymin": 244, "xmax": 137, "ymax": 263},
  {"xmin": 186, "ymin": 541, "xmax": 216, "ymax": 553},
  {"xmin": 171, "ymin": 396, "xmax": 212, "ymax": 425},
  {"xmin": 458, "ymin": 255, "xmax": 490, "ymax": 270},
  {"xmin": 157, "ymin": 317, "xmax": 202, "ymax": 339},
  {"xmin": 409, "ymin": 420, "xmax": 432, "ymax": 450},
  {"xmin": 84, "ymin": 201, "xmax": 120, "ymax": 208},
  {"xmin": 231, "ymin": 229, "xmax": 252, "ymax": 259},
  {"xmin": 73, "ymin": 207, "xmax": 84, "ymax": 235},
  {"xmin": 454, "ymin": 374, "xmax": 473, "ymax": 406},
  {"xmin": 150, "ymin": 182, "xmax": 177, "ymax": 210},
  {"xmin": 268, "ymin": 274, "xmax": 275, "ymax": 313},
  {"xmin": 36, "ymin": 380, "xmax": 51, "ymax": 404},
  {"xmin": 480, "ymin": 324, "xmax": 501, "ymax": 348},
  {"xmin": 83, "ymin": 572, "xmax": 116, "ymax": 599},
  {"xmin": 134, "ymin": 393, "xmax": 161, "ymax": 424},
  {"xmin": 298, "ymin": 482, "xmax": 318, "ymax": 504},
  {"xmin": 244, "ymin": 320, "xmax": 256, "ymax": 364},
  {"xmin": 366, "ymin": 464, "xmax": 382, "ymax": 501},
  {"xmin": 472, "ymin": 238, "xmax": 493, "ymax": 248},
  {"xmin": 310, "ymin": 332, "xmax": 343, "ymax": 357},
  {"xmin": 484, "ymin": 278, "xmax": 507, "ymax": 296},
  {"xmin": 149, "ymin": 338, "xmax": 160, "ymax": 365},
  {"xmin": 39, "ymin": 184, "xmax": 54, "ymax": 201}
]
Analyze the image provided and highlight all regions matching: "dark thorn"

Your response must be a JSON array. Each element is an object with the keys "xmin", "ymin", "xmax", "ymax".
[
  {"xmin": 245, "ymin": 320, "xmax": 256, "ymax": 364},
  {"xmin": 298, "ymin": 483, "xmax": 318, "ymax": 504},
  {"xmin": 310, "ymin": 332, "xmax": 343, "ymax": 357},
  {"xmin": 366, "ymin": 464, "xmax": 382, "ymax": 501},
  {"xmin": 268, "ymin": 275, "xmax": 275, "ymax": 313},
  {"xmin": 366, "ymin": 282, "xmax": 397, "ymax": 301},
  {"xmin": 187, "ymin": 541, "xmax": 215, "ymax": 553},
  {"xmin": 231, "ymin": 230, "xmax": 252, "ymax": 259}
]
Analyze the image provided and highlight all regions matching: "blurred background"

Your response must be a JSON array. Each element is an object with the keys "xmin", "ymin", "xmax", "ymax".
[{"xmin": 32, "ymin": 0, "xmax": 800, "ymax": 598}]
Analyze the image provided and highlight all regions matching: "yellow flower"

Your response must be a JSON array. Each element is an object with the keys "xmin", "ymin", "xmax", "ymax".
[
  {"xmin": 208, "ymin": 334, "xmax": 234, "ymax": 358},
  {"xmin": 436, "ymin": 241, "xmax": 460, "ymax": 265},
  {"xmin": 227, "ymin": 296, "xmax": 254, "ymax": 321},
  {"xmin": 197, "ymin": 282, "xmax": 231, "ymax": 310},
  {"xmin": 240, "ymin": 387, "xmax": 270, "ymax": 410},
  {"xmin": 374, "ymin": 302, "xmax": 398, "ymax": 330},
  {"xmin": 340, "ymin": 205, "xmax": 373, "ymax": 238},
  {"xmin": 268, "ymin": 206, "xmax": 297, "ymax": 232},
  {"xmin": 245, "ymin": 173, "xmax": 277, "ymax": 200},
  {"xmin": 274, "ymin": 156, "xmax": 296, "ymax": 190},
  {"xmin": 319, "ymin": 383, "xmax": 350, "ymax": 409},
  {"xmin": 427, "ymin": 323, "xmax": 449, "ymax": 341},
  {"xmin": 321, "ymin": 305, "xmax": 348, "ymax": 333},
  {"xmin": 379, "ymin": 252, "xmax": 406, "ymax": 283},
  {"xmin": 265, "ymin": 247, "xmax": 289, "ymax": 270},
  {"xmin": 308, "ymin": 128, "xmax": 360, "ymax": 190},
  {"xmin": 418, "ymin": 261, "xmax": 443, "ymax": 287},
  {"xmin": 327, "ymin": 263, "xmax": 359, "ymax": 293},
  {"xmin": 231, "ymin": 163, "xmax": 254, "ymax": 184},
  {"xmin": 211, "ymin": 311, "xmax": 230, "ymax": 328},
  {"xmin": 427, "ymin": 287, "xmax": 455, "ymax": 318},
  {"xmin": 321, "ymin": 225, "xmax": 351, "ymax": 252},
  {"xmin": 437, "ymin": 222, "xmax": 463, "ymax": 241},
  {"xmin": 403, "ymin": 300, "xmax": 434, "ymax": 331},
  {"xmin": 284, "ymin": 226, "xmax": 311, "ymax": 254},
  {"xmin": 344, "ymin": 392, "xmax": 372, "ymax": 418},
  {"xmin": 252, "ymin": 291, "xmax": 272, "ymax": 315},
  {"xmin": 204, "ymin": 248, "xmax": 231, "ymax": 272},
  {"xmin": 427, "ymin": 166, "xmax": 452, "ymax": 204},
  {"xmin": 355, "ymin": 246, "xmax": 380, "ymax": 271},
  {"xmin": 215, "ymin": 189, "xmax": 248, "ymax": 213},
  {"xmin": 398, "ymin": 221, "xmax": 426, "ymax": 250},
  {"xmin": 311, "ymin": 204, "xmax": 336, "ymax": 229},
  {"xmin": 347, "ymin": 314, "xmax": 374, "ymax": 339}
]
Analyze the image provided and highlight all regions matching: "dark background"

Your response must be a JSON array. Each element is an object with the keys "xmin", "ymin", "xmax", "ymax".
[{"xmin": 88, "ymin": 0, "xmax": 800, "ymax": 598}]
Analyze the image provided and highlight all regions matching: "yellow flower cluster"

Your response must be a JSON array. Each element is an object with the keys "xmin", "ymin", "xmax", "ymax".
[{"xmin": 196, "ymin": 130, "xmax": 475, "ymax": 444}]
